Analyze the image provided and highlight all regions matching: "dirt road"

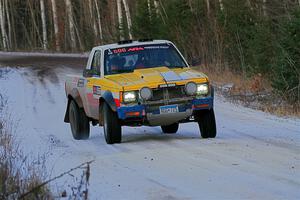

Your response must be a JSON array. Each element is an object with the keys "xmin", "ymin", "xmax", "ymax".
[{"xmin": 0, "ymin": 53, "xmax": 299, "ymax": 199}]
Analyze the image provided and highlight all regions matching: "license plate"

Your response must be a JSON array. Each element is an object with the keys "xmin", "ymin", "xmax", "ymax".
[{"xmin": 159, "ymin": 105, "xmax": 179, "ymax": 114}]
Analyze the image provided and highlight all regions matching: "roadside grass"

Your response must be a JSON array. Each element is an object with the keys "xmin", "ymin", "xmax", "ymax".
[
  {"xmin": 0, "ymin": 118, "xmax": 53, "ymax": 199},
  {"xmin": 197, "ymin": 66, "xmax": 300, "ymax": 117},
  {"xmin": 0, "ymin": 107, "xmax": 92, "ymax": 199}
]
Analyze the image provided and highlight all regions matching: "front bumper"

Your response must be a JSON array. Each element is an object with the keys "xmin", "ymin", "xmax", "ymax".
[{"xmin": 117, "ymin": 96, "xmax": 213, "ymax": 125}]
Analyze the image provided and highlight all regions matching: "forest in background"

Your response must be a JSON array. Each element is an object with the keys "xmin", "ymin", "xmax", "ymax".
[{"xmin": 0, "ymin": 0, "xmax": 299, "ymax": 104}]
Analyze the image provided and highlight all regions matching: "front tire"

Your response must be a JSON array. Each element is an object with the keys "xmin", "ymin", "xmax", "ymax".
[
  {"xmin": 102, "ymin": 102, "xmax": 122, "ymax": 144},
  {"xmin": 69, "ymin": 100, "xmax": 90, "ymax": 140},
  {"xmin": 161, "ymin": 123, "xmax": 179, "ymax": 134},
  {"xmin": 195, "ymin": 109, "xmax": 217, "ymax": 138}
]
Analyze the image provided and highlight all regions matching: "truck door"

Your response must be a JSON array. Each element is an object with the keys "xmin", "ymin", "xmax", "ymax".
[{"xmin": 85, "ymin": 50, "xmax": 102, "ymax": 119}]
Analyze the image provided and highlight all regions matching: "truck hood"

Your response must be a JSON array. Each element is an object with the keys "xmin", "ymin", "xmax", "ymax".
[{"xmin": 104, "ymin": 67, "xmax": 208, "ymax": 89}]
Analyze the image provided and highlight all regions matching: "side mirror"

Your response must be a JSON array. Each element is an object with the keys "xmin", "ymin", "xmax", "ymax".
[{"xmin": 83, "ymin": 69, "xmax": 100, "ymax": 77}]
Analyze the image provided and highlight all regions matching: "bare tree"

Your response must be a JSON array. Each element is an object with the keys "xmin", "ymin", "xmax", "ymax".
[
  {"xmin": 94, "ymin": 0, "xmax": 103, "ymax": 43},
  {"xmin": 117, "ymin": 0, "xmax": 124, "ymax": 40},
  {"xmin": 0, "ymin": 0, "xmax": 8, "ymax": 50},
  {"xmin": 50, "ymin": 0, "xmax": 60, "ymax": 51},
  {"xmin": 88, "ymin": 0, "xmax": 98, "ymax": 42},
  {"xmin": 40, "ymin": 0, "xmax": 47, "ymax": 50},
  {"xmin": 65, "ymin": 0, "xmax": 77, "ymax": 50},
  {"xmin": 122, "ymin": 0, "xmax": 132, "ymax": 39}
]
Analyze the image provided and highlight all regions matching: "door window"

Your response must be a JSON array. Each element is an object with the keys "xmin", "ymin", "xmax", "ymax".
[{"xmin": 91, "ymin": 51, "xmax": 101, "ymax": 75}]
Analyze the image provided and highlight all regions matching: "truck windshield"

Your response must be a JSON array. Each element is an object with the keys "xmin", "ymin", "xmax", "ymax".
[{"xmin": 104, "ymin": 43, "xmax": 187, "ymax": 75}]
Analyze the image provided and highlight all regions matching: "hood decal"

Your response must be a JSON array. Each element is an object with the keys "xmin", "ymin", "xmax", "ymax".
[
  {"xmin": 179, "ymin": 71, "xmax": 204, "ymax": 79},
  {"xmin": 160, "ymin": 71, "xmax": 184, "ymax": 82}
]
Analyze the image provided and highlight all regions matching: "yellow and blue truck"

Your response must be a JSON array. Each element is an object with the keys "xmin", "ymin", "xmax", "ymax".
[{"xmin": 64, "ymin": 39, "xmax": 217, "ymax": 144}]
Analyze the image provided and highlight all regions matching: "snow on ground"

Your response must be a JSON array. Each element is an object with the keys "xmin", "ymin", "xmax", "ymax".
[{"xmin": 0, "ymin": 64, "xmax": 299, "ymax": 199}]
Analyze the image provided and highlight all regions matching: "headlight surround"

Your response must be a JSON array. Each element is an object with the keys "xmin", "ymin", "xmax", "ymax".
[
  {"xmin": 185, "ymin": 82, "xmax": 197, "ymax": 95},
  {"xmin": 140, "ymin": 87, "xmax": 152, "ymax": 100},
  {"xmin": 123, "ymin": 91, "xmax": 137, "ymax": 103},
  {"xmin": 197, "ymin": 84, "xmax": 209, "ymax": 95}
]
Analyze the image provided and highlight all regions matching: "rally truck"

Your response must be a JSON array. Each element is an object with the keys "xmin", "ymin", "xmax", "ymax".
[{"xmin": 64, "ymin": 39, "xmax": 217, "ymax": 144}]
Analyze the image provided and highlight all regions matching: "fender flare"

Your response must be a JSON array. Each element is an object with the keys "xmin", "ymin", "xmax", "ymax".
[
  {"xmin": 64, "ymin": 89, "xmax": 84, "ymax": 123},
  {"xmin": 69, "ymin": 88, "xmax": 84, "ymax": 108},
  {"xmin": 99, "ymin": 91, "xmax": 117, "ymax": 112},
  {"xmin": 98, "ymin": 91, "xmax": 118, "ymax": 126}
]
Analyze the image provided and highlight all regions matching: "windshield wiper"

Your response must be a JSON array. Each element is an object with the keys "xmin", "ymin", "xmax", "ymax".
[
  {"xmin": 117, "ymin": 69, "xmax": 134, "ymax": 73},
  {"xmin": 169, "ymin": 66, "xmax": 186, "ymax": 69}
]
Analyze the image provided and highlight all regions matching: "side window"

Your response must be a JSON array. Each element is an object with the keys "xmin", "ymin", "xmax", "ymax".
[{"xmin": 91, "ymin": 51, "xmax": 101, "ymax": 75}]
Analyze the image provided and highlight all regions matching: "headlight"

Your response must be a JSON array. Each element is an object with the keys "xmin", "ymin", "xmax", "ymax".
[
  {"xmin": 140, "ymin": 87, "xmax": 152, "ymax": 100},
  {"xmin": 197, "ymin": 84, "xmax": 209, "ymax": 95},
  {"xmin": 123, "ymin": 91, "xmax": 136, "ymax": 103},
  {"xmin": 185, "ymin": 82, "xmax": 197, "ymax": 95}
]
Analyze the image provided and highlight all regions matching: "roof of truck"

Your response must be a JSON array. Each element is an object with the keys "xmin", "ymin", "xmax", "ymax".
[{"xmin": 93, "ymin": 39, "xmax": 173, "ymax": 51}]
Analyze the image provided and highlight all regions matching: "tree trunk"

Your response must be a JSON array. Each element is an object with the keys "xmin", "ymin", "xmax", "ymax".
[
  {"xmin": 0, "ymin": 0, "xmax": 8, "ymax": 50},
  {"xmin": 74, "ymin": 18, "xmax": 84, "ymax": 51},
  {"xmin": 246, "ymin": 0, "xmax": 253, "ymax": 10},
  {"xmin": 40, "ymin": 0, "xmax": 47, "ymax": 50},
  {"xmin": 122, "ymin": 0, "xmax": 132, "ymax": 39},
  {"xmin": 187, "ymin": 0, "xmax": 193, "ymax": 13},
  {"xmin": 147, "ymin": 0, "xmax": 151, "ymax": 15},
  {"xmin": 206, "ymin": 0, "xmax": 210, "ymax": 15},
  {"xmin": 28, "ymin": 0, "xmax": 42, "ymax": 48},
  {"xmin": 51, "ymin": 0, "xmax": 60, "ymax": 51},
  {"xmin": 65, "ymin": 0, "xmax": 76, "ymax": 50},
  {"xmin": 157, "ymin": 0, "xmax": 167, "ymax": 24},
  {"xmin": 8, "ymin": 0, "xmax": 16, "ymax": 49},
  {"xmin": 154, "ymin": 0, "xmax": 159, "ymax": 15},
  {"xmin": 262, "ymin": 0, "xmax": 267, "ymax": 17},
  {"xmin": 4, "ymin": 0, "xmax": 11, "ymax": 49},
  {"xmin": 88, "ymin": 0, "xmax": 98, "ymax": 42},
  {"xmin": 117, "ymin": 0, "xmax": 124, "ymax": 40},
  {"xmin": 219, "ymin": 0, "xmax": 224, "ymax": 11},
  {"xmin": 94, "ymin": 0, "xmax": 103, "ymax": 43}
]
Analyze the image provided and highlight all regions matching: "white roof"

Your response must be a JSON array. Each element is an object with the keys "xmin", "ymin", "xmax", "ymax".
[{"xmin": 93, "ymin": 40, "xmax": 173, "ymax": 51}]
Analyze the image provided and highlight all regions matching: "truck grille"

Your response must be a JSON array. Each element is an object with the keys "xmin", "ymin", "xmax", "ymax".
[{"xmin": 151, "ymin": 85, "xmax": 187, "ymax": 101}]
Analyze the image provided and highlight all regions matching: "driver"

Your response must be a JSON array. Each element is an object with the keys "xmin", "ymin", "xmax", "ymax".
[
  {"xmin": 135, "ymin": 53, "xmax": 148, "ymax": 69},
  {"xmin": 110, "ymin": 56, "xmax": 126, "ymax": 73}
]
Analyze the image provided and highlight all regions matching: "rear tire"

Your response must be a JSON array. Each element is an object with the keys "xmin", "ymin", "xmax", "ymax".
[
  {"xmin": 195, "ymin": 109, "xmax": 217, "ymax": 138},
  {"xmin": 103, "ymin": 102, "xmax": 122, "ymax": 144},
  {"xmin": 161, "ymin": 123, "xmax": 179, "ymax": 134},
  {"xmin": 69, "ymin": 100, "xmax": 90, "ymax": 140}
]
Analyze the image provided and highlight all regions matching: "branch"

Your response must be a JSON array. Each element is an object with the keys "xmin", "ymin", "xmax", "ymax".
[{"xmin": 18, "ymin": 160, "xmax": 94, "ymax": 199}]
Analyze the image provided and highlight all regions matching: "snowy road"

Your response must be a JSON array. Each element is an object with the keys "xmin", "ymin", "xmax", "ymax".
[{"xmin": 0, "ymin": 57, "xmax": 299, "ymax": 199}]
